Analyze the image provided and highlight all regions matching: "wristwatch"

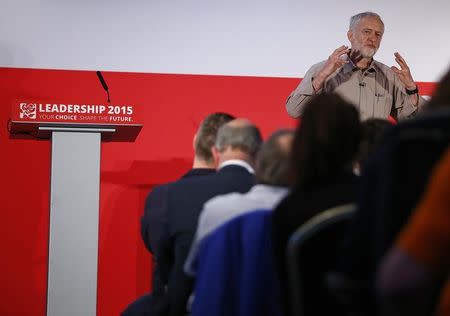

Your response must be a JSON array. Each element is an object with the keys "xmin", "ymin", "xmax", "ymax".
[{"xmin": 405, "ymin": 86, "xmax": 419, "ymax": 95}]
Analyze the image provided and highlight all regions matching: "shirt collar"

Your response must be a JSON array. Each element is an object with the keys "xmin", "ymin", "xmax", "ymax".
[
  {"xmin": 251, "ymin": 184, "xmax": 289, "ymax": 194},
  {"xmin": 342, "ymin": 55, "xmax": 378, "ymax": 75},
  {"xmin": 218, "ymin": 159, "xmax": 255, "ymax": 174},
  {"xmin": 183, "ymin": 168, "xmax": 214, "ymax": 178}
]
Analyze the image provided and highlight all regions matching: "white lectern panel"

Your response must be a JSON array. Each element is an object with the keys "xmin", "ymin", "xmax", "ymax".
[{"xmin": 47, "ymin": 131, "xmax": 100, "ymax": 316}]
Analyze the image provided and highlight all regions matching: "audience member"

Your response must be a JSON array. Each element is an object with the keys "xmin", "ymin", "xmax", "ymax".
[
  {"xmin": 336, "ymin": 65, "xmax": 450, "ymax": 316},
  {"xmin": 272, "ymin": 93, "xmax": 362, "ymax": 315},
  {"xmin": 354, "ymin": 118, "xmax": 392, "ymax": 175},
  {"xmin": 425, "ymin": 65, "xmax": 450, "ymax": 111},
  {"xmin": 377, "ymin": 146, "xmax": 450, "ymax": 316},
  {"xmin": 184, "ymin": 128, "xmax": 294, "ymax": 276},
  {"xmin": 123, "ymin": 112, "xmax": 234, "ymax": 316},
  {"xmin": 160, "ymin": 118, "xmax": 262, "ymax": 316},
  {"xmin": 375, "ymin": 66, "xmax": 450, "ymax": 316}
]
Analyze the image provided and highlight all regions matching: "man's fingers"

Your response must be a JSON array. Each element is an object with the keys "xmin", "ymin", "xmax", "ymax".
[
  {"xmin": 336, "ymin": 60, "xmax": 348, "ymax": 67},
  {"xmin": 394, "ymin": 52, "xmax": 409, "ymax": 69},
  {"xmin": 395, "ymin": 57, "xmax": 406, "ymax": 67},
  {"xmin": 395, "ymin": 59, "xmax": 410, "ymax": 72},
  {"xmin": 335, "ymin": 45, "xmax": 348, "ymax": 51},
  {"xmin": 333, "ymin": 48, "xmax": 350, "ymax": 60},
  {"xmin": 394, "ymin": 52, "xmax": 406, "ymax": 63},
  {"xmin": 333, "ymin": 45, "xmax": 349, "ymax": 55},
  {"xmin": 391, "ymin": 66, "xmax": 401, "ymax": 74},
  {"xmin": 395, "ymin": 58, "xmax": 405, "ymax": 69}
]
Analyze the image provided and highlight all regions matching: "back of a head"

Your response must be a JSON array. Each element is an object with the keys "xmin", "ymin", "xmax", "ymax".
[
  {"xmin": 357, "ymin": 118, "xmax": 392, "ymax": 165},
  {"xmin": 195, "ymin": 112, "xmax": 235, "ymax": 163},
  {"xmin": 291, "ymin": 93, "xmax": 362, "ymax": 189},
  {"xmin": 215, "ymin": 118, "xmax": 262, "ymax": 159},
  {"xmin": 255, "ymin": 129, "xmax": 294, "ymax": 186},
  {"xmin": 426, "ymin": 66, "xmax": 450, "ymax": 110}
]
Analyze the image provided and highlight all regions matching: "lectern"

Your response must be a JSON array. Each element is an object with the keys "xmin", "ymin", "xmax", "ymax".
[{"xmin": 10, "ymin": 101, "xmax": 143, "ymax": 316}]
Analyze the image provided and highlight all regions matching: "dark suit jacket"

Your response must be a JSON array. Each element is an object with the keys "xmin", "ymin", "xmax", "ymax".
[
  {"xmin": 140, "ymin": 168, "xmax": 215, "ymax": 316},
  {"xmin": 141, "ymin": 169, "xmax": 215, "ymax": 255},
  {"xmin": 159, "ymin": 164, "xmax": 255, "ymax": 316}
]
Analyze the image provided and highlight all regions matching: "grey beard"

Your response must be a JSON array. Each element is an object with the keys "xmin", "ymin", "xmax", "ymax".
[{"xmin": 361, "ymin": 48, "xmax": 377, "ymax": 58}]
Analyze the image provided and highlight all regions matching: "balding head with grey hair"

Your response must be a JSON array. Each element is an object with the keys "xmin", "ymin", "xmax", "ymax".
[
  {"xmin": 215, "ymin": 118, "xmax": 262, "ymax": 161},
  {"xmin": 255, "ymin": 129, "xmax": 294, "ymax": 186},
  {"xmin": 349, "ymin": 11, "xmax": 384, "ymax": 31}
]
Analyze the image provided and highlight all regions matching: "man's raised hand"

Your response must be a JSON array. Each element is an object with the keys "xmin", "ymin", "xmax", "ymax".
[
  {"xmin": 313, "ymin": 45, "xmax": 350, "ymax": 91},
  {"xmin": 391, "ymin": 52, "xmax": 417, "ymax": 90}
]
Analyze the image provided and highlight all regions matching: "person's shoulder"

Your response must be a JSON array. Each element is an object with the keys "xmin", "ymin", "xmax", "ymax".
[
  {"xmin": 149, "ymin": 170, "xmax": 197, "ymax": 194},
  {"xmin": 170, "ymin": 175, "xmax": 201, "ymax": 190},
  {"xmin": 308, "ymin": 60, "xmax": 328, "ymax": 72},
  {"xmin": 148, "ymin": 183, "xmax": 167, "ymax": 193},
  {"xmin": 146, "ymin": 182, "xmax": 169, "ymax": 199},
  {"xmin": 169, "ymin": 170, "xmax": 218, "ymax": 194},
  {"xmin": 313, "ymin": 59, "xmax": 328, "ymax": 67},
  {"xmin": 218, "ymin": 164, "xmax": 254, "ymax": 177},
  {"xmin": 204, "ymin": 191, "xmax": 246, "ymax": 210},
  {"xmin": 271, "ymin": 191, "xmax": 296, "ymax": 226},
  {"xmin": 183, "ymin": 168, "xmax": 215, "ymax": 178},
  {"xmin": 198, "ymin": 192, "xmax": 248, "ymax": 235},
  {"xmin": 373, "ymin": 60, "xmax": 394, "ymax": 74},
  {"xmin": 172, "ymin": 169, "xmax": 212, "ymax": 184}
]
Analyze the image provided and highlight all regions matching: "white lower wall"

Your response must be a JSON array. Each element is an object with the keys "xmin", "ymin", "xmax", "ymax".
[{"xmin": 0, "ymin": 0, "xmax": 448, "ymax": 81}]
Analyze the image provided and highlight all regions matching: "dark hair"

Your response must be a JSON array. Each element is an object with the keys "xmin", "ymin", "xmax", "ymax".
[
  {"xmin": 195, "ymin": 112, "xmax": 235, "ymax": 163},
  {"xmin": 291, "ymin": 93, "xmax": 362, "ymax": 189},
  {"xmin": 356, "ymin": 118, "xmax": 392, "ymax": 165},
  {"xmin": 426, "ymin": 66, "xmax": 450, "ymax": 110},
  {"xmin": 215, "ymin": 119, "xmax": 262, "ymax": 158},
  {"xmin": 255, "ymin": 129, "xmax": 294, "ymax": 186}
]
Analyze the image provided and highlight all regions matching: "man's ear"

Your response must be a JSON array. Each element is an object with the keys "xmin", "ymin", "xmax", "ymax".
[
  {"xmin": 211, "ymin": 146, "xmax": 220, "ymax": 168},
  {"xmin": 347, "ymin": 30, "xmax": 353, "ymax": 42},
  {"xmin": 192, "ymin": 133, "xmax": 198, "ymax": 151}
]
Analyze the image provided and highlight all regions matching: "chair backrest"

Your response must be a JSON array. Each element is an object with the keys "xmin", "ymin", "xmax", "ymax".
[
  {"xmin": 286, "ymin": 203, "xmax": 356, "ymax": 316},
  {"xmin": 373, "ymin": 111, "xmax": 450, "ymax": 261},
  {"xmin": 322, "ymin": 111, "xmax": 450, "ymax": 316}
]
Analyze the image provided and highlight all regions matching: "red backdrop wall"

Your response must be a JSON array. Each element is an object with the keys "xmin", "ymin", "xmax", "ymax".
[
  {"xmin": 0, "ymin": 67, "xmax": 435, "ymax": 315},
  {"xmin": 0, "ymin": 67, "xmax": 298, "ymax": 315}
]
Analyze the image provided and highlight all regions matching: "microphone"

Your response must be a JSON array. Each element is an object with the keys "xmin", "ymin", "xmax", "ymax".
[
  {"xmin": 359, "ymin": 82, "xmax": 366, "ymax": 87},
  {"xmin": 96, "ymin": 71, "xmax": 110, "ymax": 103}
]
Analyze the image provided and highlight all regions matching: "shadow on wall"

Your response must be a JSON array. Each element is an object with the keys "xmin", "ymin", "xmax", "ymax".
[
  {"xmin": 98, "ymin": 158, "xmax": 191, "ymax": 315},
  {"xmin": 101, "ymin": 158, "xmax": 192, "ymax": 186}
]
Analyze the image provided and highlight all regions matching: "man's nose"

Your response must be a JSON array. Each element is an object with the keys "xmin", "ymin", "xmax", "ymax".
[{"xmin": 368, "ymin": 32, "xmax": 377, "ymax": 42}]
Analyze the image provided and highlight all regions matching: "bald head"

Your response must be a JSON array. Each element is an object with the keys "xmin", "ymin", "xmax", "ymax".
[
  {"xmin": 214, "ymin": 118, "xmax": 262, "ymax": 163},
  {"xmin": 226, "ymin": 118, "xmax": 253, "ymax": 128}
]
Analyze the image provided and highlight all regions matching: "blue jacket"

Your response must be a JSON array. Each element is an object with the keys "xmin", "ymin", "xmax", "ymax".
[{"xmin": 192, "ymin": 210, "xmax": 282, "ymax": 316}]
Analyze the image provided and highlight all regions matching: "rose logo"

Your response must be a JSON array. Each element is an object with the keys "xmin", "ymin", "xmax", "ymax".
[{"xmin": 19, "ymin": 103, "xmax": 37, "ymax": 119}]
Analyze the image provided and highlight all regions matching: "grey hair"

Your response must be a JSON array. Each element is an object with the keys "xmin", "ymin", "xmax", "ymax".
[
  {"xmin": 215, "ymin": 121, "xmax": 262, "ymax": 157},
  {"xmin": 349, "ymin": 12, "xmax": 384, "ymax": 31},
  {"xmin": 255, "ymin": 129, "xmax": 294, "ymax": 186}
]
